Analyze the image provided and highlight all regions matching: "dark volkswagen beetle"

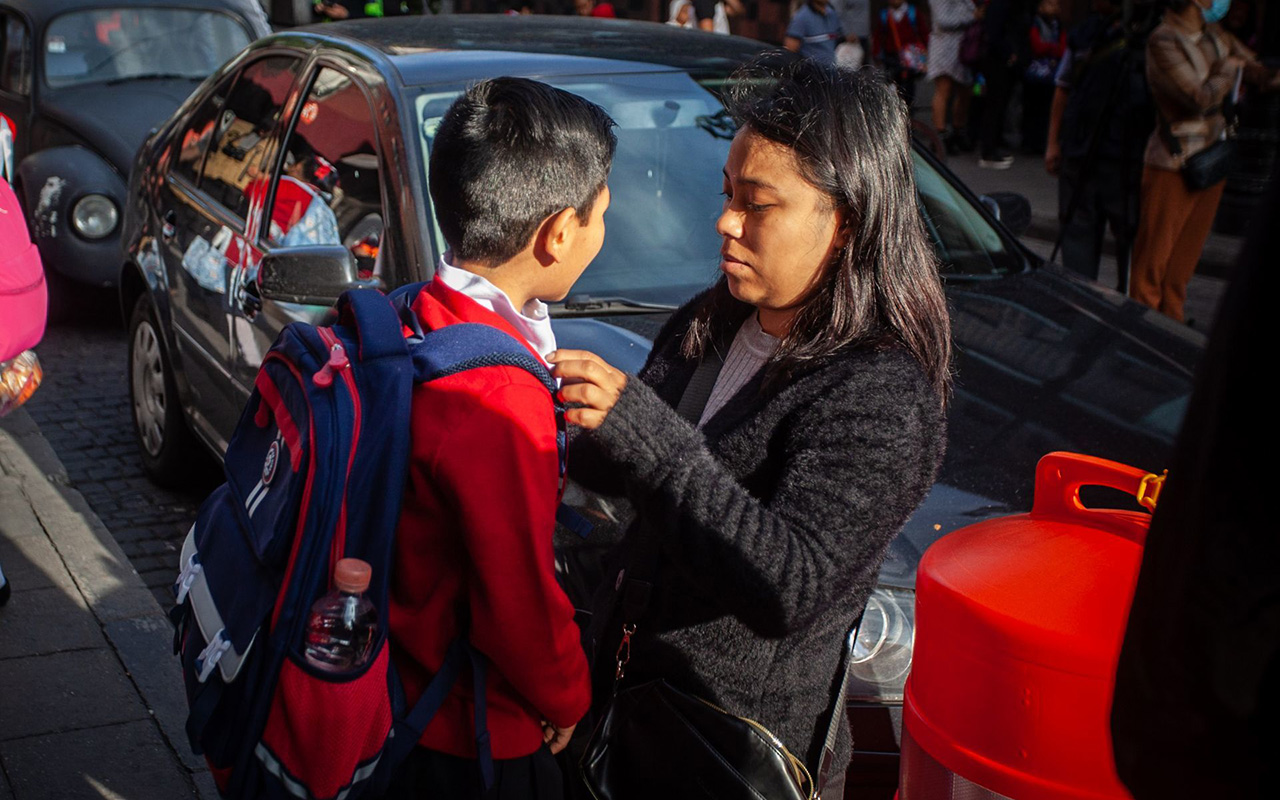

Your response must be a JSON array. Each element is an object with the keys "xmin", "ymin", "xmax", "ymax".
[
  {"xmin": 0, "ymin": 0, "xmax": 269, "ymax": 294},
  {"xmin": 118, "ymin": 16, "xmax": 1204, "ymax": 798}
]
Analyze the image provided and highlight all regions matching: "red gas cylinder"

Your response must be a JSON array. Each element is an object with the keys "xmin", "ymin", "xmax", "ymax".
[{"xmin": 900, "ymin": 452, "xmax": 1166, "ymax": 800}]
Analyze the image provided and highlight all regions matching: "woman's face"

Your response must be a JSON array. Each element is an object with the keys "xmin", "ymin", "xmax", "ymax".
[{"xmin": 717, "ymin": 129, "xmax": 845, "ymax": 333}]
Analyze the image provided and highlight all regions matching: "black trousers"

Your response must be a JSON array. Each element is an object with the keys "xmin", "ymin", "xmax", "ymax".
[
  {"xmin": 1057, "ymin": 156, "xmax": 1139, "ymax": 283},
  {"xmin": 385, "ymin": 745, "xmax": 563, "ymax": 800},
  {"xmin": 980, "ymin": 57, "xmax": 1017, "ymax": 158}
]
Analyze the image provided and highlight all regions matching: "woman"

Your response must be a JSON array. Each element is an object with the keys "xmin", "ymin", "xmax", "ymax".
[
  {"xmin": 926, "ymin": 0, "xmax": 978, "ymax": 152},
  {"xmin": 1131, "ymin": 0, "xmax": 1278, "ymax": 322},
  {"xmin": 549, "ymin": 59, "xmax": 950, "ymax": 791}
]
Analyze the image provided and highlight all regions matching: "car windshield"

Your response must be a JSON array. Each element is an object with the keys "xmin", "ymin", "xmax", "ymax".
[
  {"xmin": 44, "ymin": 8, "xmax": 251, "ymax": 88},
  {"xmin": 414, "ymin": 73, "xmax": 1022, "ymax": 306},
  {"xmin": 415, "ymin": 72, "xmax": 731, "ymax": 306}
]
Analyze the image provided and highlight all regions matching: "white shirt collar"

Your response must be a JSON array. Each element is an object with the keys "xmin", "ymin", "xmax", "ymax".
[{"xmin": 434, "ymin": 256, "xmax": 558, "ymax": 365}]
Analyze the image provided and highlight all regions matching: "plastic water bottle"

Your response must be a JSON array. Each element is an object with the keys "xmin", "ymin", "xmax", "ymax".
[{"xmin": 303, "ymin": 558, "xmax": 377, "ymax": 672}]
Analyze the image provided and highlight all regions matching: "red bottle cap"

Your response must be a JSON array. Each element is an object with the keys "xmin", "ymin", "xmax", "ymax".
[{"xmin": 333, "ymin": 558, "xmax": 371, "ymax": 594}]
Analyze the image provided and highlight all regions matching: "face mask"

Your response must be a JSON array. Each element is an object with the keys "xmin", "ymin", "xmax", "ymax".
[{"xmin": 1199, "ymin": 0, "xmax": 1231, "ymax": 25}]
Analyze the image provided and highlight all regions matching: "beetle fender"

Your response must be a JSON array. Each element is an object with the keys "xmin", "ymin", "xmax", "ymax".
[{"xmin": 17, "ymin": 146, "xmax": 128, "ymax": 287}]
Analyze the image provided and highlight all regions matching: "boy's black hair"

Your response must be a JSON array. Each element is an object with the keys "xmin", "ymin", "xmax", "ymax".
[{"xmin": 428, "ymin": 77, "xmax": 617, "ymax": 267}]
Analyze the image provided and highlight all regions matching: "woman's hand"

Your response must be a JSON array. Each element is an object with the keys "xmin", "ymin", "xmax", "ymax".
[{"xmin": 547, "ymin": 350, "xmax": 628, "ymax": 429}]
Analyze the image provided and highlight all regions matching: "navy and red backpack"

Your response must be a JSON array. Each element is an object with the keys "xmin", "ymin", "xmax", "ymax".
[{"xmin": 169, "ymin": 284, "xmax": 581, "ymax": 799}]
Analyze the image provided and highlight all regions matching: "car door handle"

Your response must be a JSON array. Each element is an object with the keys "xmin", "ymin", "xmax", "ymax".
[
  {"xmin": 240, "ymin": 276, "xmax": 262, "ymax": 318},
  {"xmin": 161, "ymin": 210, "xmax": 177, "ymax": 240}
]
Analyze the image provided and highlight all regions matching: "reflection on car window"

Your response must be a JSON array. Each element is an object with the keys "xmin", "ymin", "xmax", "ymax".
[
  {"xmin": 200, "ymin": 56, "xmax": 302, "ymax": 223},
  {"xmin": 43, "ymin": 9, "xmax": 249, "ymax": 88},
  {"xmin": 416, "ymin": 72, "xmax": 731, "ymax": 306},
  {"xmin": 171, "ymin": 72, "xmax": 236, "ymax": 189},
  {"xmin": 913, "ymin": 151, "xmax": 1021, "ymax": 276},
  {"xmin": 265, "ymin": 67, "xmax": 383, "ymax": 279},
  {"xmin": 1, "ymin": 13, "xmax": 32, "ymax": 96}
]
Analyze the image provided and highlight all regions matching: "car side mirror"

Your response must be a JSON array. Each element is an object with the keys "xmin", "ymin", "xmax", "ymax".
[
  {"xmin": 257, "ymin": 246, "xmax": 362, "ymax": 307},
  {"xmin": 979, "ymin": 192, "xmax": 1033, "ymax": 238}
]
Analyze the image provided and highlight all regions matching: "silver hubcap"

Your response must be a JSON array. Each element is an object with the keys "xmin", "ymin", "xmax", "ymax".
[{"xmin": 131, "ymin": 320, "xmax": 167, "ymax": 458}]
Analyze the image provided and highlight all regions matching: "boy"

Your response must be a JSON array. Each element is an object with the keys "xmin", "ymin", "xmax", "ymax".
[{"xmin": 385, "ymin": 78, "xmax": 616, "ymax": 798}]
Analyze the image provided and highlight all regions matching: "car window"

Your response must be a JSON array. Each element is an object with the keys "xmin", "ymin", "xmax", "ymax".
[
  {"xmin": 912, "ymin": 151, "xmax": 1022, "ymax": 276},
  {"xmin": 171, "ymin": 72, "xmax": 237, "ymax": 189},
  {"xmin": 43, "ymin": 8, "xmax": 250, "ymax": 88},
  {"xmin": 0, "ymin": 12, "xmax": 31, "ymax": 96},
  {"xmin": 266, "ymin": 67, "xmax": 384, "ymax": 279},
  {"xmin": 199, "ymin": 56, "xmax": 303, "ymax": 224}
]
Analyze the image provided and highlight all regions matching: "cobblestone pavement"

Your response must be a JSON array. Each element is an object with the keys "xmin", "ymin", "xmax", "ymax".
[{"xmin": 25, "ymin": 293, "xmax": 220, "ymax": 611}]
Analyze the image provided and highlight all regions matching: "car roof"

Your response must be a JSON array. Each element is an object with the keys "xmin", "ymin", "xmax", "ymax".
[
  {"xmin": 295, "ymin": 15, "xmax": 771, "ymax": 87},
  {"xmin": 5, "ymin": 0, "xmax": 267, "ymax": 27}
]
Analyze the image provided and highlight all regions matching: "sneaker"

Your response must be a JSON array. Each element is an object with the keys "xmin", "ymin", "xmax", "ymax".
[
  {"xmin": 979, "ymin": 150, "xmax": 1015, "ymax": 170},
  {"xmin": 0, "ymin": 576, "xmax": 9, "ymax": 607}
]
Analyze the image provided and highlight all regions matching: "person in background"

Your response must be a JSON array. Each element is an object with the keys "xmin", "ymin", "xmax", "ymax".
[
  {"xmin": 977, "ymin": 0, "xmax": 1031, "ymax": 169},
  {"xmin": 873, "ymin": 0, "xmax": 930, "ymax": 106},
  {"xmin": 927, "ymin": 0, "xmax": 978, "ymax": 153},
  {"xmin": 1044, "ymin": 0, "xmax": 1151, "ymax": 283},
  {"xmin": 1022, "ymin": 0, "xmax": 1067, "ymax": 154},
  {"xmin": 840, "ymin": 0, "xmax": 873, "ymax": 52},
  {"xmin": 668, "ymin": 0, "xmax": 695, "ymax": 26},
  {"xmin": 1130, "ymin": 0, "xmax": 1279, "ymax": 321},
  {"xmin": 689, "ymin": 0, "xmax": 744, "ymax": 33},
  {"xmin": 0, "ymin": 176, "xmax": 49, "ymax": 607},
  {"xmin": 575, "ymin": 0, "xmax": 617, "ymax": 18},
  {"xmin": 784, "ymin": 0, "xmax": 847, "ymax": 63}
]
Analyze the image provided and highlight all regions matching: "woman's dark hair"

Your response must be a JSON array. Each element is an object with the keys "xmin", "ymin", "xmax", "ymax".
[
  {"xmin": 683, "ymin": 56, "xmax": 952, "ymax": 404},
  {"xmin": 429, "ymin": 77, "xmax": 617, "ymax": 267}
]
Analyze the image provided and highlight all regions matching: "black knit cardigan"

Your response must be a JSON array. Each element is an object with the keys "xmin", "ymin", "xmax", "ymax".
[{"xmin": 568, "ymin": 293, "xmax": 947, "ymax": 776}]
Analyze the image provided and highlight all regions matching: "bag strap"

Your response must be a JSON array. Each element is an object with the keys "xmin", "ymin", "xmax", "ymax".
[
  {"xmin": 335, "ymin": 287, "xmax": 411, "ymax": 362},
  {"xmin": 817, "ymin": 619, "xmax": 862, "ymax": 795},
  {"xmin": 387, "ymin": 638, "xmax": 495, "ymax": 789}
]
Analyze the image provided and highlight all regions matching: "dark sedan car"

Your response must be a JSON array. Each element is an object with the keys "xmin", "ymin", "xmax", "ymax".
[
  {"xmin": 0, "ymin": 0, "xmax": 269, "ymax": 295},
  {"xmin": 117, "ymin": 16, "xmax": 1203, "ymax": 798}
]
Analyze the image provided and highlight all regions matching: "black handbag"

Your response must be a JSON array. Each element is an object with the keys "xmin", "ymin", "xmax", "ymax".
[
  {"xmin": 1181, "ymin": 138, "xmax": 1236, "ymax": 192},
  {"xmin": 579, "ymin": 345, "xmax": 856, "ymax": 800},
  {"xmin": 1160, "ymin": 111, "xmax": 1236, "ymax": 192},
  {"xmin": 581, "ymin": 679, "xmax": 814, "ymax": 800}
]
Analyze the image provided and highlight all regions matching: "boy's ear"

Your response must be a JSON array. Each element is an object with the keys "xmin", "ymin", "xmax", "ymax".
[{"xmin": 532, "ymin": 206, "xmax": 579, "ymax": 267}]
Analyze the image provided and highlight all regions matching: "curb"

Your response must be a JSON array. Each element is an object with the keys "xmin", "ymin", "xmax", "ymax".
[{"xmin": 0, "ymin": 409, "xmax": 212, "ymax": 799}]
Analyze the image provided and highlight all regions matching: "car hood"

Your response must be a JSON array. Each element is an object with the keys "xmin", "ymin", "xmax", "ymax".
[
  {"xmin": 41, "ymin": 79, "xmax": 201, "ymax": 172},
  {"xmin": 553, "ymin": 264, "xmax": 1203, "ymax": 588}
]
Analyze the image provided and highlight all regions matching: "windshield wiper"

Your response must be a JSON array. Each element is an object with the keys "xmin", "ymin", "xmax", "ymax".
[
  {"xmin": 106, "ymin": 73, "xmax": 198, "ymax": 86},
  {"xmin": 694, "ymin": 109, "xmax": 737, "ymax": 141},
  {"xmin": 548, "ymin": 295, "xmax": 679, "ymax": 315}
]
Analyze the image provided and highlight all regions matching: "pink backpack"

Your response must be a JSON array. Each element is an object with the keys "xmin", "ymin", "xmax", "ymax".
[{"xmin": 0, "ymin": 179, "xmax": 45, "ymax": 363}]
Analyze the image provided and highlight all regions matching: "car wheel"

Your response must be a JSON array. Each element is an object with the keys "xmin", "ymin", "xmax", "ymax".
[{"xmin": 128, "ymin": 294, "xmax": 200, "ymax": 488}]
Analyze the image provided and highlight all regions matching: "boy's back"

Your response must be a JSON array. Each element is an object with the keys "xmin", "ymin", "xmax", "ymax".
[{"xmin": 384, "ymin": 77, "xmax": 616, "ymax": 798}]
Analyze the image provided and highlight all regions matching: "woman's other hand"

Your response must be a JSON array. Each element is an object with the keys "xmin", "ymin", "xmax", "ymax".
[{"xmin": 548, "ymin": 350, "xmax": 628, "ymax": 429}]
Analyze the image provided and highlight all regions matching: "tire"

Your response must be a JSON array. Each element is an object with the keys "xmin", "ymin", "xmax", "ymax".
[{"xmin": 128, "ymin": 294, "xmax": 201, "ymax": 488}]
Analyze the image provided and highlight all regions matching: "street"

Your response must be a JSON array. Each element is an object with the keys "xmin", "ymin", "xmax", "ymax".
[{"xmin": 21, "ymin": 291, "xmax": 220, "ymax": 611}]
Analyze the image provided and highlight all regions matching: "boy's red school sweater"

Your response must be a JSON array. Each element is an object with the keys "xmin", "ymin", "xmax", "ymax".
[{"xmin": 388, "ymin": 278, "xmax": 591, "ymax": 759}]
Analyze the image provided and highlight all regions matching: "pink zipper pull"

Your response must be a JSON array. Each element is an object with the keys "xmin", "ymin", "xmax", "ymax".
[{"xmin": 313, "ymin": 343, "xmax": 349, "ymax": 389}]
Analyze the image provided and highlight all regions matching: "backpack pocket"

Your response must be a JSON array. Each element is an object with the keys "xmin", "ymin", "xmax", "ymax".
[{"xmin": 255, "ymin": 642, "xmax": 395, "ymax": 800}]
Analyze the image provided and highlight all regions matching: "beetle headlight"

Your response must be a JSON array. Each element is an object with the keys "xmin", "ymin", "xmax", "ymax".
[
  {"xmin": 847, "ymin": 585, "xmax": 916, "ymax": 703},
  {"xmin": 71, "ymin": 194, "xmax": 119, "ymax": 240}
]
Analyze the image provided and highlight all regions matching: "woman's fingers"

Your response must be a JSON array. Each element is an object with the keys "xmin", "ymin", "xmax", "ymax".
[
  {"xmin": 548, "ymin": 349, "xmax": 623, "ymax": 378},
  {"xmin": 552, "ymin": 358, "xmax": 627, "ymax": 389},
  {"xmin": 565, "ymin": 407, "xmax": 609, "ymax": 429}
]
